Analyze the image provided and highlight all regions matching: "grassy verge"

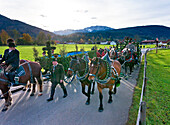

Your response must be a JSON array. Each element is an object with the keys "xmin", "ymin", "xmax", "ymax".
[
  {"xmin": 127, "ymin": 49, "xmax": 170, "ymax": 125},
  {"xmin": 0, "ymin": 44, "xmax": 110, "ymax": 61},
  {"xmin": 144, "ymin": 49, "xmax": 170, "ymax": 124}
]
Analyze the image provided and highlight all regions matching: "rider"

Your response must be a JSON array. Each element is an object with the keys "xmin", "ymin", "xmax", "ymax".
[
  {"xmin": 126, "ymin": 39, "xmax": 136, "ymax": 52},
  {"xmin": 0, "ymin": 38, "xmax": 20, "ymax": 86}
]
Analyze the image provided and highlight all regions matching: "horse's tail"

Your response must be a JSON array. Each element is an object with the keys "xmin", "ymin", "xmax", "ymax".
[{"xmin": 40, "ymin": 71, "xmax": 43, "ymax": 83}]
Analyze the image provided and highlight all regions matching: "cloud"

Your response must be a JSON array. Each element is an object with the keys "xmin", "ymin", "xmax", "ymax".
[
  {"xmin": 76, "ymin": 10, "xmax": 88, "ymax": 13},
  {"xmin": 91, "ymin": 17, "xmax": 97, "ymax": 20},
  {"xmin": 40, "ymin": 14, "xmax": 46, "ymax": 17}
]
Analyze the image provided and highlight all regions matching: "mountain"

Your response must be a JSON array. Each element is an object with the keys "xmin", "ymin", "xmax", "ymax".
[
  {"xmin": 58, "ymin": 25, "xmax": 170, "ymax": 42},
  {"xmin": 54, "ymin": 26, "xmax": 114, "ymax": 35},
  {"xmin": 0, "ymin": 14, "xmax": 56, "ymax": 38}
]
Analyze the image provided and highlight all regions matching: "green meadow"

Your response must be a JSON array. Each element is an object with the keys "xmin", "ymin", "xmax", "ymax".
[
  {"xmin": 127, "ymin": 49, "xmax": 170, "ymax": 125},
  {"xmin": 0, "ymin": 44, "xmax": 111, "ymax": 61}
]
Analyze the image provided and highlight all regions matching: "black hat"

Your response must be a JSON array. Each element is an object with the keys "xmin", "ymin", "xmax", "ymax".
[
  {"xmin": 8, "ymin": 42, "xmax": 17, "ymax": 47},
  {"xmin": 52, "ymin": 58, "xmax": 57, "ymax": 61},
  {"xmin": 53, "ymin": 54, "xmax": 58, "ymax": 58},
  {"xmin": 7, "ymin": 38, "xmax": 15, "ymax": 44}
]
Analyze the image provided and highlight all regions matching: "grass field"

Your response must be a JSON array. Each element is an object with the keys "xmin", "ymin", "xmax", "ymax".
[
  {"xmin": 140, "ymin": 44, "xmax": 156, "ymax": 48},
  {"xmin": 127, "ymin": 49, "xmax": 170, "ymax": 125},
  {"xmin": 0, "ymin": 44, "xmax": 111, "ymax": 61}
]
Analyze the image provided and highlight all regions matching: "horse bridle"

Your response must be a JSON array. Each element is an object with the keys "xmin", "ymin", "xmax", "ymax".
[
  {"xmin": 68, "ymin": 58, "xmax": 80, "ymax": 74},
  {"xmin": 89, "ymin": 60, "xmax": 100, "ymax": 77}
]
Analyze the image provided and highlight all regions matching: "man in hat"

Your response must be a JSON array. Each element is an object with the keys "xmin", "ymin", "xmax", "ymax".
[
  {"xmin": 0, "ymin": 38, "xmax": 20, "ymax": 86},
  {"xmin": 125, "ymin": 39, "xmax": 136, "ymax": 53},
  {"xmin": 47, "ymin": 56, "xmax": 68, "ymax": 102}
]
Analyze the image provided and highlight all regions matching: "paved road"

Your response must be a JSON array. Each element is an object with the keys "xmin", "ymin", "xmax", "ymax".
[{"xmin": 0, "ymin": 49, "xmax": 147, "ymax": 125}]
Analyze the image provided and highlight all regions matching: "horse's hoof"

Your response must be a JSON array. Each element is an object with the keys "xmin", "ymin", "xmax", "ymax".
[
  {"xmin": 2, "ymin": 107, "xmax": 8, "ymax": 112},
  {"xmin": 30, "ymin": 93, "xmax": 34, "ymax": 96},
  {"xmin": 27, "ymin": 89, "xmax": 31, "ymax": 92},
  {"xmin": 108, "ymin": 99, "xmax": 113, "ymax": 103},
  {"xmin": 125, "ymin": 77, "xmax": 128, "ymax": 80},
  {"xmin": 98, "ymin": 107, "xmax": 104, "ymax": 112},
  {"xmin": 38, "ymin": 93, "xmax": 43, "ymax": 96},
  {"xmin": 91, "ymin": 92, "xmax": 94, "ymax": 95},
  {"xmin": 23, "ymin": 88, "xmax": 26, "ymax": 91},
  {"xmin": 85, "ymin": 101, "xmax": 90, "ymax": 105}
]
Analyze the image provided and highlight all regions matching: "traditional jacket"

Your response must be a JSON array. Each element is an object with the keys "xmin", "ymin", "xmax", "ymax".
[
  {"xmin": 0, "ymin": 49, "xmax": 20, "ymax": 69},
  {"xmin": 126, "ymin": 43, "xmax": 136, "ymax": 51},
  {"xmin": 51, "ymin": 63, "xmax": 64, "ymax": 83}
]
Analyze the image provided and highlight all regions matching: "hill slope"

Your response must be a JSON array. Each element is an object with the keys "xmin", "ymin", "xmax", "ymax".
[{"xmin": 0, "ymin": 14, "xmax": 56, "ymax": 38}]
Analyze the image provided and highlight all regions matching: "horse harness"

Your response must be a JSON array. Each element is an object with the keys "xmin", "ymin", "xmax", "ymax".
[{"xmin": 89, "ymin": 59, "xmax": 119, "ymax": 85}]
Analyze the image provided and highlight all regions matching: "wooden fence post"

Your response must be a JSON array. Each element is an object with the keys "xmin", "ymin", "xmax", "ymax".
[{"xmin": 140, "ymin": 101, "xmax": 146, "ymax": 125}]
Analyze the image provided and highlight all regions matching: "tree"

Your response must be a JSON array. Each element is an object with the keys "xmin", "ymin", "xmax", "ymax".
[
  {"xmin": 47, "ymin": 34, "xmax": 52, "ymax": 41},
  {"xmin": 0, "ymin": 37, "xmax": 2, "ymax": 45},
  {"xmin": 22, "ymin": 33, "xmax": 33, "ymax": 45},
  {"xmin": 8, "ymin": 29, "xmax": 20, "ymax": 41},
  {"xmin": 80, "ymin": 38, "xmax": 85, "ymax": 44},
  {"xmin": 36, "ymin": 31, "xmax": 46, "ymax": 45},
  {"xmin": 0, "ymin": 30, "xmax": 9, "ymax": 45},
  {"xmin": 134, "ymin": 35, "xmax": 141, "ymax": 43}
]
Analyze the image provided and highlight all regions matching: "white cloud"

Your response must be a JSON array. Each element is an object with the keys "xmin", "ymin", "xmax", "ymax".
[{"xmin": 0, "ymin": 0, "xmax": 170, "ymax": 31}]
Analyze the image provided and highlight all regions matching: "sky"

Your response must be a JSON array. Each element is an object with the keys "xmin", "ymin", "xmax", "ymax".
[{"xmin": 0, "ymin": 0, "xmax": 170, "ymax": 32}]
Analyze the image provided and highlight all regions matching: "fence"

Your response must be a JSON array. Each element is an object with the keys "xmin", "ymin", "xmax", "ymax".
[{"xmin": 136, "ymin": 49, "xmax": 149, "ymax": 125}]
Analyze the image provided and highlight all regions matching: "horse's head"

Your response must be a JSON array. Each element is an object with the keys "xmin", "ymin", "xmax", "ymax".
[
  {"xmin": 88, "ymin": 57, "xmax": 101, "ymax": 82},
  {"xmin": 109, "ymin": 48, "xmax": 116, "ymax": 59},
  {"xmin": 67, "ymin": 55, "xmax": 81, "ymax": 78},
  {"xmin": 121, "ymin": 48, "xmax": 129, "ymax": 56}
]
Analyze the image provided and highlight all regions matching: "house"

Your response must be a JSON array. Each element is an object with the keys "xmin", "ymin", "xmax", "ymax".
[
  {"xmin": 55, "ymin": 40, "xmax": 61, "ymax": 44},
  {"xmin": 141, "ymin": 40, "xmax": 155, "ymax": 45},
  {"xmin": 110, "ymin": 41, "xmax": 116, "ymax": 45}
]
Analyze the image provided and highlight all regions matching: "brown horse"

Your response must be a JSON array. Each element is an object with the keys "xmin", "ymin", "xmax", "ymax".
[
  {"xmin": 0, "ymin": 59, "xmax": 43, "ymax": 111},
  {"xmin": 67, "ymin": 55, "xmax": 95, "ymax": 105},
  {"xmin": 121, "ymin": 48, "xmax": 135, "ymax": 77},
  {"xmin": 88, "ymin": 57, "xmax": 121, "ymax": 112}
]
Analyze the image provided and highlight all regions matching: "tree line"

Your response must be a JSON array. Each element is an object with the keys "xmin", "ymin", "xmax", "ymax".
[{"xmin": 0, "ymin": 29, "xmax": 54, "ymax": 45}]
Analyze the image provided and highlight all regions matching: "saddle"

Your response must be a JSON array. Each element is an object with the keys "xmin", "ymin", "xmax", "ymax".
[{"xmin": 3, "ymin": 65, "xmax": 26, "ymax": 86}]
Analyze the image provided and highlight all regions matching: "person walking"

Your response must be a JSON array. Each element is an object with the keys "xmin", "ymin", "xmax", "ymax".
[{"xmin": 47, "ymin": 56, "xmax": 67, "ymax": 102}]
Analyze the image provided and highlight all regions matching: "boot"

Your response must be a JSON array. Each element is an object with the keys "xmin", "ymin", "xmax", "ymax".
[
  {"xmin": 63, "ymin": 88, "xmax": 68, "ymax": 98},
  {"xmin": 47, "ymin": 97, "xmax": 53, "ymax": 102},
  {"xmin": 47, "ymin": 88, "xmax": 55, "ymax": 102},
  {"xmin": 7, "ymin": 72, "xmax": 16, "ymax": 87}
]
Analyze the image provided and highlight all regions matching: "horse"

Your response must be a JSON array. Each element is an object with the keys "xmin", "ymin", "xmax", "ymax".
[
  {"xmin": 0, "ymin": 59, "xmax": 43, "ymax": 112},
  {"xmin": 67, "ymin": 55, "xmax": 95, "ymax": 105},
  {"xmin": 109, "ymin": 48, "xmax": 124, "ymax": 65},
  {"xmin": 88, "ymin": 57, "xmax": 121, "ymax": 112},
  {"xmin": 121, "ymin": 48, "xmax": 135, "ymax": 77}
]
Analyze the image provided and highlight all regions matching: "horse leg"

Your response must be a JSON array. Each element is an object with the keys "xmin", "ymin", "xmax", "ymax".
[
  {"xmin": 113, "ymin": 82, "xmax": 117, "ymax": 94},
  {"xmin": 129, "ymin": 63, "xmax": 133, "ymax": 76},
  {"xmin": 98, "ymin": 86, "xmax": 104, "ymax": 112},
  {"xmin": 23, "ymin": 84, "xmax": 27, "ymax": 91},
  {"xmin": 85, "ymin": 83, "xmax": 91, "ymax": 105},
  {"xmin": 108, "ymin": 87, "xmax": 113, "ymax": 103},
  {"xmin": 91, "ymin": 81, "xmax": 95, "ymax": 94},
  {"xmin": 124, "ymin": 63, "xmax": 128, "ymax": 80},
  {"xmin": 81, "ymin": 83, "xmax": 88, "ymax": 97},
  {"xmin": 1, "ymin": 89, "xmax": 12, "ymax": 112},
  {"xmin": 27, "ymin": 83, "xmax": 31, "ymax": 92},
  {"xmin": 36, "ymin": 76, "xmax": 43, "ymax": 96},
  {"xmin": 30, "ymin": 78, "xmax": 36, "ymax": 96}
]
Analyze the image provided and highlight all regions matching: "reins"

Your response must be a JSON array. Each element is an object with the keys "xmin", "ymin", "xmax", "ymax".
[{"xmin": 89, "ymin": 59, "xmax": 119, "ymax": 85}]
